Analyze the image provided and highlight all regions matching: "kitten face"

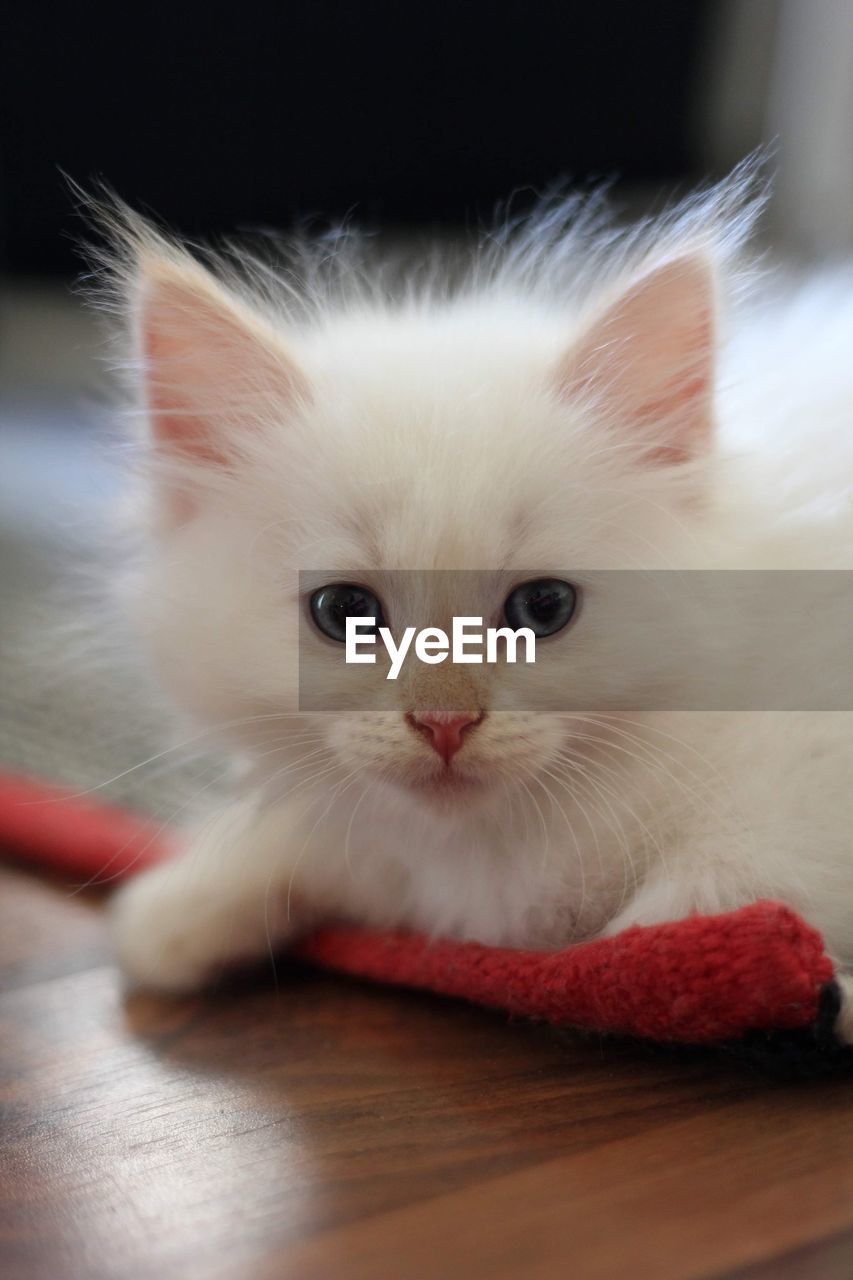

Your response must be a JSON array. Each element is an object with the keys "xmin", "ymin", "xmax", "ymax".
[{"xmin": 126, "ymin": 234, "xmax": 716, "ymax": 809}]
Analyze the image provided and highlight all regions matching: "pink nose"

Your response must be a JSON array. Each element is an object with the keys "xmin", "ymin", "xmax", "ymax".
[{"xmin": 407, "ymin": 711, "xmax": 483, "ymax": 764}]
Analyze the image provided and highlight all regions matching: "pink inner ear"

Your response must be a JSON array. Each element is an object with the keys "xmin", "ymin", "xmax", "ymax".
[
  {"xmin": 630, "ymin": 317, "xmax": 713, "ymax": 466},
  {"xmin": 137, "ymin": 259, "xmax": 309, "ymax": 528},
  {"xmin": 143, "ymin": 320, "xmax": 229, "ymax": 467},
  {"xmin": 559, "ymin": 255, "xmax": 716, "ymax": 465},
  {"xmin": 139, "ymin": 261, "xmax": 307, "ymax": 469}
]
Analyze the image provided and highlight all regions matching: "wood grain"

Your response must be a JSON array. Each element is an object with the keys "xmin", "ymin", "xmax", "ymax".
[{"xmin": 2, "ymin": 861, "xmax": 853, "ymax": 1280}]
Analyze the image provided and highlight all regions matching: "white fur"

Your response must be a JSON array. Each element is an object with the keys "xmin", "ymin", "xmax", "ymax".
[{"xmin": 103, "ymin": 170, "xmax": 853, "ymax": 1045}]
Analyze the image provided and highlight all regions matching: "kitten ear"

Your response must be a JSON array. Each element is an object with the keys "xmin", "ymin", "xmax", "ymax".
[
  {"xmin": 555, "ymin": 254, "xmax": 716, "ymax": 464},
  {"xmin": 135, "ymin": 253, "xmax": 307, "ymax": 470}
]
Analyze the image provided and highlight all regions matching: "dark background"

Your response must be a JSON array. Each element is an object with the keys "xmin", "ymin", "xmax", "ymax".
[{"xmin": 0, "ymin": 1, "xmax": 712, "ymax": 275}]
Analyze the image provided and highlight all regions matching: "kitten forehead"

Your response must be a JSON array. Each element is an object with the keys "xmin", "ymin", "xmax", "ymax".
[{"xmin": 229, "ymin": 292, "xmax": 708, "ymax": 575}]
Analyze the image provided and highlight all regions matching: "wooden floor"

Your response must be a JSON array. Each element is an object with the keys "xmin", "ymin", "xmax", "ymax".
[{"xmin": 3, "ymin": 864, "xmax": 853, "ymax": 1280}]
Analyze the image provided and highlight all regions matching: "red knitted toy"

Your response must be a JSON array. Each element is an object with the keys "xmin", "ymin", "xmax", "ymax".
[{"xmin": 0, "ymin": 769, "xmax": 848, "ymax": 1066}]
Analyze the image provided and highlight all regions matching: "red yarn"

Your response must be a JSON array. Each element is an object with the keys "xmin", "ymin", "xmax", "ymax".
[{"xmin": 0, "ymin": 770, "xmax": 834, "ymax": 1045}]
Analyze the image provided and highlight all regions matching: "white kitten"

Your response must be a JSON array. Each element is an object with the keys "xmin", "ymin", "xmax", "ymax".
[{"xmin": 104, "ymin": 171, "xmax": 853, "ymax": 1034}]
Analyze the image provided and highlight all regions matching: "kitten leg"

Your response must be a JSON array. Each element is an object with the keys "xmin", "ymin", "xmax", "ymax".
[
  {"xmin": 111, "ymin": 796, "xmax": 314, "ymax": 993},
  {"xmin": 599, "ymin": 866, "xmax": 735, "ymax": 938}
]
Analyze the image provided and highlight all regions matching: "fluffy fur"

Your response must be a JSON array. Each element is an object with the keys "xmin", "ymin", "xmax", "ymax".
[{"xmin": 101, "ymin": 167, "xmax": 853, "ymax": 1030}]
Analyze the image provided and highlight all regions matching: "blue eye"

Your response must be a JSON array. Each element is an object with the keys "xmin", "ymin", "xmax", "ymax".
[
  {"xmin": 503, "ymin": 578, "xmax": 578, "ymax": 638},
  {"xmin": 310, "ymin": 583, "xmax": 385, "ymax": 643}
]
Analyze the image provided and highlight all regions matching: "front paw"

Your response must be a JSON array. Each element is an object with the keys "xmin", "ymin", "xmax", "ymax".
[{"xmin": 111, "ymin": 863, "xmax": 250, "ymax": 993}]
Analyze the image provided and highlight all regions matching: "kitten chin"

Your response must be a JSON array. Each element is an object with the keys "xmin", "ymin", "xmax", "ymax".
[{"xmin": 395, "ymin": 768, "xmax": 491, "ymax": 808}]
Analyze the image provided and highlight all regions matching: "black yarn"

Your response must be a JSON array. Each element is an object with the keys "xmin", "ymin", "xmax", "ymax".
[{"xmin": 715, "ymin": 983, "xmax": 853, "ymax": 1079}]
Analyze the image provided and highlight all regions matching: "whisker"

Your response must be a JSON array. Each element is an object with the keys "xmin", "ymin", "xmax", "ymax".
[{"xmin": 21, "ymin": 710, "xmax": 320, "ymax": 805}]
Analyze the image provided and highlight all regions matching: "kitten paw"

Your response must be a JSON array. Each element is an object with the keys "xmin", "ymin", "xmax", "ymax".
[{"xmin": 111, "ymin": 863, "xmax": 288, "ymax": 993}]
